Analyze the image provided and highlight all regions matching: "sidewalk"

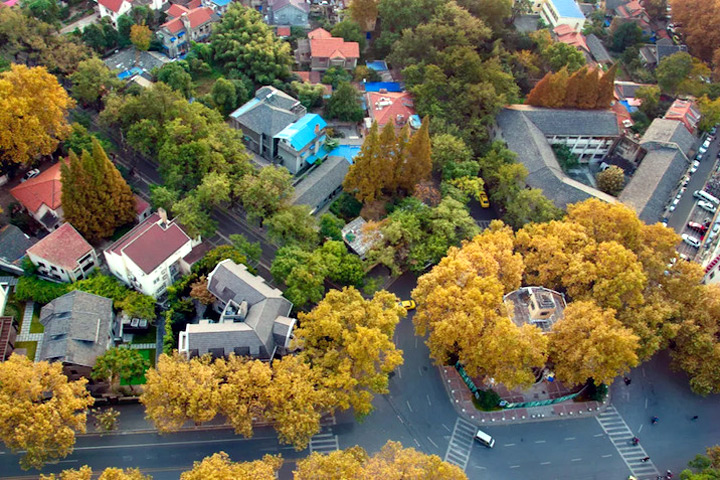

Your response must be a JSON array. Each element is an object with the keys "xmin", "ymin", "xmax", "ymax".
[
  {"xmin": 15, "ymin": 301, "xmax": 44, "ymax": 362},
  {"xmin": 439, "ymin": 366, "xmax": 606, "ymax": 427}
]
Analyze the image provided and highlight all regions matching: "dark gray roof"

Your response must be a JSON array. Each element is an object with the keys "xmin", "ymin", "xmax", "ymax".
[
  {"xmin": 614, "ymin": 81, "xmax": 648, "ymax": 100},
  {"xmin": 292, "ymin": 156, "xmax": 350, "ymax": 211},
  {"xmin": 272, "ymin": 316, "xmax": 296, "ymax": 348},
  {"xmin": 193, "ymin": 260, "xmax": 294, "ymax": 357},
  {"xmin": 39, "ymin": 290, "xmax": 114, "ymax": 368},
  {"xmin": 605, "ymin": 0, "xmax": 629, "ymax": 12},
  {"xmin": 586, "ymin": 34, "xmax": 612, "ymax": 63},
  {"xmin": 230, "ymin": 86, "xmax": 304, "ymax": 137},
  {"xmin": 619, "ymin": 148, "xmax": 687, "ymax": 223},
  {"xmin": 0, "ymin": 225, "xmax": 35, "ymax": 266},
  {"xmin": 640, "ymin": 118, "xmax": 695, "ymax": 155},
  {"xmin": 495, "ymin": 108, "xmax": 617, "ymax": 210},
  {"xmin": 656, "ymin": 44, "xmax": 688, "ymax": 64},
  {"xmin": 514, "ymin": 106, "xmax": 621, "ymax": 137},
  {"xmin": 513, "ymin": 14, "xmax": 541, "ymax": 33},
  {"xmin": 579, "ymin": 3, "xmax": 595, "ymax": 16}
]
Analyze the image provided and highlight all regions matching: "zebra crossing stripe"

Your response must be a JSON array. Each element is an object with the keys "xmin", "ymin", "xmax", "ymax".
[
  {"xmin": 443, "ymin": 417, "xmax": 476, "ymax": 471},
  {"xmin": 595, "ymin": 406, "xmax": 659, "ymax": 479},
  {"xmin": 309, "ymin": 432, "xmax": 339, "ymax": 454}
]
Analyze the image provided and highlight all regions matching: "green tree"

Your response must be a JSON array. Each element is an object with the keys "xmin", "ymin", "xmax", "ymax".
[
  {"xmin": 431, "ymin": 133, "xmax": 473, "ymax": 174},
  {"xmin": 319, "ymin": 213, "xmax": 345, "ymax": 241},
  {"xmin": 505, "ymin": 188, "xmax": 563, "ymax": 228},
  {"xmin": 348, "ymin": 0, "xmax": 378, "ymax": 31},
  {"xmin": 91, "ymin": 347, "xmax": 150, "ymax": 389},
  {"xmin": 325, "ymin": 82, "xmax": 364, "ymax": 122},
  {"xmin": 635, "ymin": 85, "xmax": 662, "ymax": 118},
  {"xmin": 61, "ymin": 139, "xmax": 136, "ymax": 242},
  {"xmin": 156, "ymin": 61, "xmax": 193, "ymax": 99},
  {"xmin": 331, "ymin": 19, "xmax": 366, "ymax": 51},
  {"xmin": 230, "ymin": 234, "xmax": 262, "ymax": 264},
  {"xmin": 192, "ymin": 245, "xmax": 248, "ymax": 275},
  {"xmin": 70, "ymin": 58, "xmax": 122, "ymax": 105},
  {"xmin": 343, "ymin": 122, "xmax": 385, "ymax": 203},
  {"xmin": 543, "ymin": 42, "xmax": 586, "ymax": 72},
  {"xmin": 235, "ymin": 166, "xmax": 294, "ymax": 223},
  {"xmin": 210, "ymin": 3, "xmax": 292, "ymax": 84},
  {"xmin": 322, "ymin": 66, "xmax": 353, "ymax": 89},
  {"xmin": 291, "ymin": 81, "xmax": 325, "ymax": 109},
  {"xmin": 21, "ymin": 0, "xmax": 61, "ymax": 24},
  {"xmin": 149, "ymin": 185, "xmax": 180, "ymax": 212},
  {"xmin": 264, "ymin": 205, "xmax": 319, "ymax": 248},
  {"xmin": 64, "ymin": 123, "xmax": 112, "ymax": 156},
  {"xmin": 656, "ymin": 51, "xmax": 694, "ymax": 94},
  {"xmin": 611, "ymin": 22, "xmax": 644, "ymax": 53},
  {"xmin": 596, "ymin": 166, "xmax": 625, "ymax": 196},
  {"xmin": 129, "ymin": 23, "xmax": 151, "ymax": 66},
  {"xmin": 211, "ymin": 77, "xmax": 237, "ymax": 116},
  {"xmin": 171, "ymin": 194, "xmax": 217, "ymax": 238}
]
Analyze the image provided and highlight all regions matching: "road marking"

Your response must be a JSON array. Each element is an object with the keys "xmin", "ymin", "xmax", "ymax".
[
  {"xmin": 427, "ymin": 394, "xmax": 432, "ymax": 406},
  {"xmin": 414, "ymin": 438, "xmax": 421, "ymax": 447},
  {"xmin": 406, "ymin": 400, "xmax": 413, "ymax": 413},
  {"xmin": 534, "ymin": 440, "xmax": 546, "ymax": 444},
  {"xmin": 564, "ymin": 437, "xmax": 576, "ymax": 441},
  {"xmin": 57, "ymin": 460, "xmax": 78, "ymax": 464},
  {"xmin": 571, "ymin": 458, "xmax": 582, "ymax": 462},
  {"xmin": 442, "ymin": 424, "xmax": 451, "ymax": 432},
  {"xmin": 638, "ymin": 424, "xmax": 643, "ymax": 433},
  {"xmin": 595, "ymin": 405, "xmax": 659, "ymax": 478},
  {"xmin": 427, "ymin": 436, "xmax": 439, "ymax": 449},
  {"xmin": 594, "ymin": 433, "xmax": 604, "ymax": 437},
  {"xmin": 309, "ymin": 432, "xmax": 339, "ymax": 454},
  {"xmin": 510, "ymin": 465, "xmax": 520, "ymax": 469},
  {"xmin": 397, "ymin": 415, "xmax": 404, "ymax": 424},
  {"xmin": 541, "ymin": 462, "xmax": 551, "ymax": 465},
  {"xmin": 645, "ymin": 398, "xmax": 648, "ymax": 409},
  {"xmin": 418, "ymin": 367, "xmax": 423, "ymax": 376},
  {"xmin": 504, "ymin": 443, "xmax": 516, "ymax": 447},
  {"xmin": 443, "ymin": 417, "xmax": 476, "ymax": 472},
  {"xmin": 602, "ymin": 454, "xmax": 613, "ymax": 458},
  {"xmin": 397, "ymin": 367, "xmax": 402, "ymax": 379}
]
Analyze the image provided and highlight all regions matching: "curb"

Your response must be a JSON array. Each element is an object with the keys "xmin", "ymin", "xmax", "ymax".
[{"xmin": 437, "ymin": 366, "xmax": 611, "ymax": 428}]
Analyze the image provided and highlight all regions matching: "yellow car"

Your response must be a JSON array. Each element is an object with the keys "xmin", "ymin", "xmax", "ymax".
[
  {"xmin": 479, "ymin": 191, "xmax": 490, "ymax": 208},
  {"xmin": 399, "ymin": 300, "xmax": 416, "ymax": 310}
]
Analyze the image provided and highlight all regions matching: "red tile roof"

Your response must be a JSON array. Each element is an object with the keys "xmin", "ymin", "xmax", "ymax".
[
  {"xmin": 310, "ymin": 36, "xmax": 360, "ymax": 60},
  {"xmin": 0, "ymin": 316, "xmax": 18, "ymax": 361},
  {"xmin": 366, "ymin": 91, "xmax": 416, "ymax": 130},
  {"xmin": 107, "ymin": 213, "xmax": 192, "ymax": 275},
  {"xmin": 10, "ymin": 162, "xmax": 64, "ymax": 214},
  {"xmin": 167, "ymin": 3, "xmax": 190, "ymax": 18},
  {"xmin": 27, "ymin": 223, "xmax": 94, "ymax": 271},
  {"xmin": 308, "ymin": 27, "xmax": 332, "ymax": 39},
  {"xmin": 134, "ymin": 195, "xmax": 150, "ymax": 215},
  {"xmin": 98, "ymin": 0, "xmax": 126, "ymax": 13},
  {"xmin": 665, "ymin": 99, "xmax": 701, "ymax": 133},
  {"xmin": 553, "ymin": 25, "xmax": 589, "ymax": 52},
  {"xmin": 188, "ymin": 0, "xmax": 201, "ymax": 7},
  {"xmin": 161, "ymin": 6, "xmax": 213, "ymax": 33},
  {"xmin": 277, "ymin": 26, "xmax": 291, "ymax": 37},
  {"xmin": 293, "ymin": 70, "xmax": 323, "ymax": 84}
]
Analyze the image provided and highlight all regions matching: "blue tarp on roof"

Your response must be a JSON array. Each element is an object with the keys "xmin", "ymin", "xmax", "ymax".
[
  {"xmin": 230, "ymin": 98, "xmax": 260, "ymax": 119},
  {"xmin": 274, "ymin": 114, "xmax": 327, "ymax": 151},
  {"xmin": 327, "ymin": 145, "xmax": 361, "ymax": 165},
  {"xmin": 619, "ymin": 100, "xmax": 638, "ymax": 113},
  {"xmin": 364, "ymin": 82, "xmax": 403, "ymax": 93},
  {"xmin": 366, "ymin": 60, "xmax": 388, "ymax": 72},
  {"xmin": 117, "ymin": 66, "xmax": 143, "ymax": 80},
  {"xmin": 211, "ymin": 0, "xmax": 232, "ymax": 5},
  {"xmin": 551, "ymin": 0, "xmax": 585, "ymax": 19}
]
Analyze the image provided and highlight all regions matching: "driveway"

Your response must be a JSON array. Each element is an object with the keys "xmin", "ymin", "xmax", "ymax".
[{"xmin": 59, "ymin": 12, "xmax": 100, "ymax": 35}]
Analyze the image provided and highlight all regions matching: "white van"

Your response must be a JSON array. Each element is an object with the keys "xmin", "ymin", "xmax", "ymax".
[
  {"xmin": 694, "ymin": 190, "xmax": 720, "ymax": 205},
  {"xmin": 474, "ymin": 429, "xmax": 495, "ymax": 448}
]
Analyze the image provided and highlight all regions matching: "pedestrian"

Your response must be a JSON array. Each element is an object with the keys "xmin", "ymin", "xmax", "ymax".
[
  {"xmin": 692, "ymin": 415, "xmax": 699, "ymax": 421},
  {"xmin": 624, "ymin": 376, "xmax": 632, "ymax": 386},
  {"xmin": 641, "ymin": 456, "xmax": 650, "ymax": 462},
  {"xmin": 651, "ymin": 416, "xmax": 659, "ymax": 424}
]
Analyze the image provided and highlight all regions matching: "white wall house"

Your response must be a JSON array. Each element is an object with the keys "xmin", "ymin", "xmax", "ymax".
[
  {"xmin": 534, "ymin": 0, "xmax": 586, "ymax": 32},
  {"xmin": 104, "ymin": 210, "xmax": 198, "ymax": 298},
  {"xmin": 27, "ymin": 224, "xmax": 98, "ymax": 283},
  {"xmin": 98, "ymin": 0, "xmax": 168, "ymax": 27}
]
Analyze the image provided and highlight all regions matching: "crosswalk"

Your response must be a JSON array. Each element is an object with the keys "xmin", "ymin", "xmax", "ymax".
[
  {"xmin": 443, "ymin": 417, "xmax": 476, "ymax": 471},
  {"xmin": 309, "ymin": 431, "xmax": 339, "ymax": 454},
  {"xmin": 596, "ymin": 406, "xmax": 660, "ymax": 479},
  {"xmin": 476, "ymin": 220, "xmax": 491, "ymax": 230}
]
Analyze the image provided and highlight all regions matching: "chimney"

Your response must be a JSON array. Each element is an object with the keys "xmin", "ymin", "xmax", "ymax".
[
  {"xmin": 158, "ymin": 208, "xmax": 168, "ymax": 227},
  {"xmin": 180, "ymin": 12, "xmax": 191, "ymax": 32}
]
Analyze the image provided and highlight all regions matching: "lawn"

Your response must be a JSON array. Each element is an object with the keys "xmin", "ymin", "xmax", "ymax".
[
  {"xmin": 29, "ymin": 302, "xmax": 44, "ymax": 334},
  {"xmin": 120, "ymin": 348, "xmax": 155, "ymax": 386},
  {"xmin": 4, "ymin": 297, "xmax": 24, "ymax": 328},
  {"xmin": 130, "ymin": 326, "xmax": 157, "ymax": 344},
  {"xmin": 14, "ymin": 341, "xmax": 37, "ymax": 361}
]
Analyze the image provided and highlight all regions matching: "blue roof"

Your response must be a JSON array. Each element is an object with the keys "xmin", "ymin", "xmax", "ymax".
[
  {"xmin": 366, "ymin": 60, "xmax": 388, "ymax": 71},
  {"xmin": 364, "ymin": 82, "xmax": 403, "ymax": 93},
  {"xmin": 327, "ymin": 145, "xmax": 361, "ymax": 165},
  {"xmin": 117, "ymin": 66, "xmax": 143, "ymax": 80},
  {"xmin": 230, "ymin": 98, "xmax": 260, "ymax": 119},
  {"xmin": 551, "ymin": 0, "xmax": 585, "ymax": 19},
  {"xmin": 211, "ymin": 0, "xmax": 232, "ymax": 5},
  {"xmin": 274, "ymin": 114, "xmax": 327, "ymax": 151}
]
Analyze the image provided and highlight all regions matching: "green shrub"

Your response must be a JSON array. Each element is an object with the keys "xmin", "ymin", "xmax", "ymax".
[
  {"xmin": 472, "ymin": 388, "xmax": 502, "ymax": 411},
  {"xmin": 14, "ymin": 276, "xmax": 70, "ymax": 304}
]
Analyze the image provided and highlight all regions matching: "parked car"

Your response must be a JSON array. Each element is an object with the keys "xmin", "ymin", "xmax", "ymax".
[
  {"xmin": 690, "ymin": 160, "xmax": 700, "ymax": 174},
  {"xmin": 669, "ymin": 197, "xmax": 680, "ymax": 212},
  {"xmin": 682, "ymin": 233, "xmax": 701, "ymax": 248},
  {"xmin": 696, "ymin": 152, "xmax": 704, "ymax": 161},
  {"xmin": 712, "ymin": 126, "xmax": 718, "ymax": 136},
  {"xmin": 479, "ymin": 191, "xmax": 490, "ymax": 208},
  {"xmin": 698, "ymin": 200, "xmax": 717, "ymax": 213},
  {"xmin": 703, "ymin": 138, "xmax": 711, "ymax": 149},
  {"xmin": 399, "ymin": 300, "xmax": 416, "ymax": 311},
  {"xmin": 688, "ymin": 221, "xmax": 708, "ymax": 233},
  {"xmin": 20, "ymin": 168, "xmax": 40, "ymax": 182}
]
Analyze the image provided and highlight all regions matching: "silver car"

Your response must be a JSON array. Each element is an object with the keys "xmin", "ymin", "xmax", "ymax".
[
  {"xmin": 698, "ymin": 200, "xmax": 717, "ymax": 213},
  {"xmin": 682, "ymin": 233, "xmax": 701, "ymax": 248}
]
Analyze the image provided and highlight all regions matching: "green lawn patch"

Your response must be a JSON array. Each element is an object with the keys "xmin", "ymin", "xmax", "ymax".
[
  {"xmin": 193, "ymin": 70, "xmax": 223, "ymax": 96},
  {"xmin": 29, "ymin": 302, "xmax": 43, "ymax": 334},
  {"xmin": 13, "ymin": 341, "xmax": 37, "ymax": 361},
  {"xmin": 130, "ymin": 326, "xmax": 157, "ymax": 344},
  {"xmin": 120, "ymin": 348, "xmax": 155, "ymax": 386},
  {"xmin": 4, "ymin": 297, "xmax": 24, "ymax": 329}
]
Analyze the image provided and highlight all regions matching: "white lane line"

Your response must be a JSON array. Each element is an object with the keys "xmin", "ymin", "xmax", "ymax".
[
  {"xmin": 406, "ymin": 400, "xmax": 413, "ymax": 413},
  {"xmin": 565, "ymin": 437, "xmax": 576, "ymax": 441},
  {"xmin": 427, "ymin": 436, "xmax": 439, "ymax": 449},
  {"xmin": 571, "ymin": 458, "xmax": 582, "ymax": 462},
  {"xmin": 443, "ymin": 424, "xmax": 451, "ymax": 432},
  {"xmin": 427, "ymin": 394, "xmax": 432, "ymax": 406},
  {"xmin": 534, "ymin": 440, "xmax": 546, "ymax": 444},
  {"xmin": 414, "ymin": 438, "xmax": 421, "ymax": 447},
  {"xmin": 418, "ymin": 367, "xmax": 424, "ymax": 376},
  {"xmin": 397, "ymin": 415, "xmax": 404, "ymax": 424},
  {"xmin": 397, "ymin": 367, "xmax": 402, "ymax": 379},
  {"xmin": 541, "ymin": 462, "xmax": 551, "ymax": 465},
  {"xmin": 510, "ymin": 465, "xmax": 520, "ymax": 469},
  {"xmin": 594, "ymin": 433, "xmax": 604, "ymax": 437},
  {"xmin": 645, "ymin": 398, "xmax": 648, "ymax": 409},
  {"xmin": 504, "ymin": 443, "xmax": 516, "ymax": 447},
  {"xmin": 638, "ymin": 424, "xmax": 644, "ymax": 433},
  {"xmin": 602, "ymin": 454, "xmax": 613, "ymax": 458}
]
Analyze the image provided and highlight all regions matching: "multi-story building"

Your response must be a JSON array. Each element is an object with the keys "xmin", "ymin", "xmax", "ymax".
[
  {"xmin": 104, "ymin": 209, "xmax": 199, "ymax": 298},
  {"xmin": 97, "ymin": 0, "xmax": 168, "ymax": 28},
  {"xmin": 157, "ymin": 4, "xmax": 218, "ymax": 58},
  {"xmin": 295, "ymin": 28, "xmax": 360, "ymax": 72},
  {"xmin": 26, "ymin": 223, "xmax": 98, "ymax": 283},
  {"xmin": 10, "ymin": 162, "xmax": 64, "ymax": 231},
  {"xmin": 267, "ymin": 0, "xmax": 309, "ymax": 26},
  {"xmin": 533, "ymin": 0, "xmax": 586, "ymax": 32}
]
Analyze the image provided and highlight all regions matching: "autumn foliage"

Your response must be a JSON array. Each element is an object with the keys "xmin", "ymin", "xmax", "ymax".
[{"xmin": 525, "ymin": 64, "xmax": 617, "ymax": 110}]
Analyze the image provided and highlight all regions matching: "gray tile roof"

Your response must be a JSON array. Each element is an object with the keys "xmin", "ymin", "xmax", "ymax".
[
  {"xmin": 656, "ymin": 44, "xmax": 688, "ymax": 64},
  {"xmin": 586, "ymin": 34, "xmax": 612, "ymax": 63},
  {"xmin": 230, "ymin": 86, "xmax": 304, "ymax": 138},
  {"xmin": 189, "ymin": 260, "xmax": 294, "ymax": 358},
  {"xmin": 513, "ymin": 106, "xmax": 620, "ymax": 137},
  {"xmin": 619, "ymin": 147, "xmax": 687, "ymax": 223},
  {"xmin": 640, "ymin": 118, "xmax": 695, "ymax": 155},
  {"xmin": 579, "ymin": 3, "xmax": 595, "ymax": 16},
  {"xmin": 496, "ymin": 108, "xmax": 618, "ymax": 210},
  {"xmin": 39, "ymin": 290, "xmax": 114, "ymax": 368},
  {"xmin": 292, "ymin": 155, "xmax": 350, "ymax": 212},
  {"xmin": 0, "ymin": 225, "xmax": 35, "ymax": 266},
  {"xmin": 614, "ymin": 81, "xmax": 649, "ymax": 100},
  {"xmin": 605, "ymin": 0, "xmax": 629, "ymax": 12}
]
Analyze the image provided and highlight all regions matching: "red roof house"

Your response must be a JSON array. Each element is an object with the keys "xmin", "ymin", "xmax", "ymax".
[
  {"xmin": 10, "ymin": 162, "xmax": 64, "ymax": 230},
  {"xmin": 26, "ymin": 223, "xmax": 99, "ymax": 282},
  {"xmin": 157, "ymin": 5, "xmax": 217, "ymax": 58},
  {"xmin": 303, "ymin": 27, "xmax": 360, "ymax": 72},
  {"xmin": 664, "ymin": 99, "xmax": 701, "ymax": 134},
  {"xmin": 365, "ymin": 91, "xmax": 420, "ymax": 134},
  {"xmin": 553, "ymin": 24, "xmax": 590, "ymax": 53}
]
